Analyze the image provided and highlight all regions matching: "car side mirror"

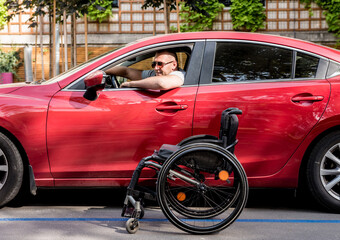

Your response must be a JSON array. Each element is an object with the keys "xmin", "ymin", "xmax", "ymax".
[{"xmin": 83, "ymin": 70, "xmax": 106, "ymax": 101}]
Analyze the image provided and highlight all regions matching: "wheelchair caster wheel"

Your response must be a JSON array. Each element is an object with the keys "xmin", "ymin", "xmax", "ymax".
[{"xmin": 126, "ymin": 218, "xmax": 140, "ymax": 234}]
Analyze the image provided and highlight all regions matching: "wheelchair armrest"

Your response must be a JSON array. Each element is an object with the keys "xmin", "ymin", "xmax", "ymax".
[{"xmin": 157, "ymin": 144, "xmax": 180, "ymax": 159}]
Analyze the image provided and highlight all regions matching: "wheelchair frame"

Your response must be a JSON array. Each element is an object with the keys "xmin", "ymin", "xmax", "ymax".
[{"xmin": 122, "ymin": 108, "xmax": 248, "ymax": 234}]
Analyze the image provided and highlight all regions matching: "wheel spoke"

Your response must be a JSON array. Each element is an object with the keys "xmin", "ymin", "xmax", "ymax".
[
  {"xmin": 321, "ymin": 168, "xmax": 340, "ymax": 176},
  {"xmin": 325, "ymin": 151, "xmax": 340, "ymax": 167},
  {"xmin": 325, "ymin": 175, "xmax": 340, "ymax": 192},
  {"xmin": 201, "ymin": 193, "xmax": 225, "ymax": 211},
  {"xmin": 0, "ymin": 148, "xmax": 5, "ymax": 157},
  {"xmin": 0, "ymin": 165, "xmax": 8, "ymax": 172},
  {"xmin": 206, "ymin": 186, "xmax": 234, "ymax": 203}
]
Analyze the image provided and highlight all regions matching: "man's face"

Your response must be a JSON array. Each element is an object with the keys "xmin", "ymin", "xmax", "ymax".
[{"xmin": 153, "ymin": 52, "xmax": 177, "ymax": 76}]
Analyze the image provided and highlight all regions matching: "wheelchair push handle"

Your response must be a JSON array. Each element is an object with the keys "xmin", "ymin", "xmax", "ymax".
[
  {"xmin": 225, "ymin": 107, "xmax": 242, "ymax": 115},
  {"xmin": 220, "ymin": 107, "xmax": 242, "ymax": 151}
]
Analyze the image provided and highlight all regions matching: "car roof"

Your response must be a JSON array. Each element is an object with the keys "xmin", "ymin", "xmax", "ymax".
[
  {"xmin": 57, "ymin": 32, "xmax": 340, "ymax": 89},
  {"xmin": 130, "ymin": 32, "xmax": 340, "ymax": 63}
]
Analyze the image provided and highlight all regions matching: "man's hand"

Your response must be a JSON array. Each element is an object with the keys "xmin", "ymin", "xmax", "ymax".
[{"xmin": 120, "ymin": 81, "xmax": 131, "ymax": 88}]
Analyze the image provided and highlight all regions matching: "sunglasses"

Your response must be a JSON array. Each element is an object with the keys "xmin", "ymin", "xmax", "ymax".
[{"xmin": 151, "ymin": 61, "xmax": 173, "ymax": 68}]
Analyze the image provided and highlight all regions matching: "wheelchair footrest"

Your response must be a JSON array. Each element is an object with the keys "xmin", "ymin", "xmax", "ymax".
[
  {"xmin": 122, "ymin": 206, "xmax": 135, "ymax": 218},
  {"xmin": 127, "ymin": 188, "xmax": 156, "ymax": 201}
]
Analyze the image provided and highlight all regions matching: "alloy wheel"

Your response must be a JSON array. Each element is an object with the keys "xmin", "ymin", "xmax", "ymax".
[
  {"xmin": 0, "ymin": 149, "xmax": 9, "ymax": 190},
  {"xmin": 320, "ymin": 143, "xmax": 340, "ymax": 201}
]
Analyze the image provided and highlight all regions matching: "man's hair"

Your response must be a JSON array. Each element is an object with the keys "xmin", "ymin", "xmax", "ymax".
[{"xmin": 155, "ymin": 49, "xmax": 179, "ymax": 64}]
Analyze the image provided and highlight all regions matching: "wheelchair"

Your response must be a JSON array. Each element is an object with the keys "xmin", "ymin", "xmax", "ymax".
[{"xmin": 122, "ymin": 108, "xmax": 248, "ymax": 234}]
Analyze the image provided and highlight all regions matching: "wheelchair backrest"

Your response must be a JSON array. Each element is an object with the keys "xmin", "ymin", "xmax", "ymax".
[{"xmin": 219, "ymin": 108, "xmax": 242, "ymax": 152}]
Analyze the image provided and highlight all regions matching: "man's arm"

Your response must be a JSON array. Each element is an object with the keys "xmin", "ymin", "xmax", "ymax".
[
  {"xmin": 105, "ymin": 66, "xmax": 142, "ymax": 80},
  {"xmin": 120, "ymin": 75, "xmax": 184, "ymax": 90}
]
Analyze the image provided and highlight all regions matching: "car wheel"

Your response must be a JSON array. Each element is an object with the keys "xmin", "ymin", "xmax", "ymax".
[
  {"xmin": 0, "ymin": 133, "xmax": 23, "ymax": 207},
  {"xmin": 306, "ymin": 131, "xmax": 340, "ymax": 212}
]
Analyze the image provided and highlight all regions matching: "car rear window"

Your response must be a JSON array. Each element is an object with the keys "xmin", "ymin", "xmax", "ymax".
[
  {"xmin": 213, "ymin": 42, "xmax": 293, "ymax": 82},
  {"xmin": 295, "ymin": 52, "xmax": 319, "ymax": 78}
]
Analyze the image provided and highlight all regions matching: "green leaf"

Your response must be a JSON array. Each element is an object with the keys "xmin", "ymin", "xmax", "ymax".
[
  {"xmin": 0, "ymin": 0, "xmax": 8, "ymax": 30},
  {"xmin": 179, "ymin": 0, "xmax": 224, "ymax": 32},
  {"xmin": 230, "ymin": 0, "xmax": 266, "ymax": 32}
]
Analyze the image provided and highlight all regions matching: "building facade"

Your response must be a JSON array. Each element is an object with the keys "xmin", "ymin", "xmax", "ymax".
[
  {"xmin": 0, "ymin": 0, "xmax": 336, "ymax": 46},
  {"xmin": 0, "ymin": 0, "xmax": 337, "ymax": 81}
]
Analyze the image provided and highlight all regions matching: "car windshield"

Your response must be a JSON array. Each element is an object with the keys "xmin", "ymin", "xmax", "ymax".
[{"xmin": 37, "ymin": 46, "xmax": 124, "ymax": 85}]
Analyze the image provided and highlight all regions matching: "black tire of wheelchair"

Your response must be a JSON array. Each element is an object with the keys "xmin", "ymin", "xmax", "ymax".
[
  {"xmin": 177, "ymin": 135, "xmax": 219, "ymax": 147},
  {"xmin": 156, "ymin": 142, "xmax": 249, "ymax": 234},
  {"xmin": 162, "ymin": 151, "xmax": 242, "ymax": 219},
  {"xmin": 0, "ymin": 133, "xmax": 24, "ymax": 208},
  {"xmin": 306, "ymin": 131, "xmax": 340, "ymax": 212},
  {"xmin": 163, "ymin": 182, "xmax": 241, "ymax": 219},
  {"xmin": 169, "ymin": 144, "xmax": 245, "ymax": 218}
]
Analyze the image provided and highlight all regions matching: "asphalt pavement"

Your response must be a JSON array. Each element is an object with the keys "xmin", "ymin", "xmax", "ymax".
[{"xmin": 0, "ymin": 188, "xmax": 339, "ymax": 240}]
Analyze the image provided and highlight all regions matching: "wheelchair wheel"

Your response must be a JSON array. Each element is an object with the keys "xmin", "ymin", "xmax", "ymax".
[{"xmin": 156, "ymin": 143, "xmax": 248, "ymax": 234}]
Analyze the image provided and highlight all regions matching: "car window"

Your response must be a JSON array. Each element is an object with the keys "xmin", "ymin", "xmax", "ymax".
[
  {"xmin": 295, "ymin": 52, "xmax": 319, "ymax": 78},
  {"xmin": 212, "ymin": 42, "xmax": 293, "ymax": 82},
  {"xmin": 326, "ymin": 61, "xmax": 340, "ymax": 78},
  {"xmin": 67, "ymin": 45, "xmax": 192, "ymax": 90},
  {"xmin": 116, "ymin": 51, "xmax": 189, "ymax": 86}
]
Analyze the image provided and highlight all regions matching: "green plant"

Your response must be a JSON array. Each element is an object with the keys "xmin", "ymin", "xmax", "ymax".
[
  {"xmin": 179, "ymin": 0, "xmax": 225, "ymax": 32},
  {"xmin": 170, "ymin": 25, "xmax": 178, "ymax": 33},
  {"xmin": 300, "ymin": 0, "xmax": 340, "ymax": 42},
  {"xmin": 0, "ymin": 0, "xmax": 8, "ymax": 30},
  {"xmin": 5, "ymin": 0, "xmax": 97, "ymax": 28},
  {"xmin": 86, "ymin": 0, "xmax": 113, "ymax": 23},
  {"xmin": 0, "ymin": 48, "xmax": 22, "ymax": 77},
  {"xmin": 229, "ymin": 0, "xmax": 266, "ymax": 32}
]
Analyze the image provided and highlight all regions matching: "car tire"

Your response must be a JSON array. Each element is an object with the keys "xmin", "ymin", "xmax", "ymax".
[
  {"xmin": 306, "ymin": 131, "xmax": 340, "ymax": 212},
  {"xmin": 0, "ymin": 132, "xmax": 23, "ymax": 207}
]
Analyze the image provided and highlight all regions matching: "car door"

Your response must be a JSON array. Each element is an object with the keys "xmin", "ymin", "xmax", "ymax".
[
  {"xmin": 193, "ymin": 41, "xmax": 330, "ymax": 178},
  {"xmin": 46, "ymin": 42, "xmax": 204, "ymax": 183}
]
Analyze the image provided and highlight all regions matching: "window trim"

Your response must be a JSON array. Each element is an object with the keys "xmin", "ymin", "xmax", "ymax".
[
  {"xmin": 200, "ymin": 39, "xmax": 329, "ymax": 86},
  {"xmin": 65, "ymin": 40, "xmax": 205, "ymax": 91}
]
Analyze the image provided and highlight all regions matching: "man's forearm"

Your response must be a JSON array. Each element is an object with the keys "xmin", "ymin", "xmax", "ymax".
[
  {"xmin": 106, "ymin": 66, "xmax": 142, "ymax": 80},
  {"xmin": 121, "ymin": 75, "xmax": 183, "ymax": 90},
  {"xmin": 105, "ymin": 66, "xmax": 128, "ymax": 77}
]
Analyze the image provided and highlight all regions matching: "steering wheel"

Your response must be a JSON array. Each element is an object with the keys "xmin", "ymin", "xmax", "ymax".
[
  {"xmin": 104, "ymin": 74, "xmax": 119, "ymax": 88},
  {"xmin": 111, "ymin": 75, "xmax": 119, "ymax": 88}
]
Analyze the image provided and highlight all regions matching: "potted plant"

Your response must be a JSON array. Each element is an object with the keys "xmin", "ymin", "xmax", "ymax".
[{"xmin": 0, "ymin": 48, "xmax": 22, "ymax": 84}]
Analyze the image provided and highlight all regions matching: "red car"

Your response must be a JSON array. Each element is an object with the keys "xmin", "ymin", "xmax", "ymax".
[{"xmin": 0, "ymin": 32, "xmax": 340, "ymax": 212}]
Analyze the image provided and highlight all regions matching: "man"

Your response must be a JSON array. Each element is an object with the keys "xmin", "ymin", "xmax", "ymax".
[{"xmin": 105, "ymin": 50, "xmax": 185, "ymax": 90}]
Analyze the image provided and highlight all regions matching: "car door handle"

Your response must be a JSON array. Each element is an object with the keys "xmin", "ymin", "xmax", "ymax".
[
  {"xmin": 291, "ymin": 95, "xmax": 324, "ymax": 102},
  {"xmin": 156, "ymin": 104, "xmax": 188, "ymax": 111}
]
